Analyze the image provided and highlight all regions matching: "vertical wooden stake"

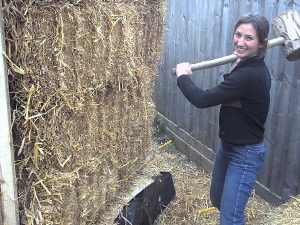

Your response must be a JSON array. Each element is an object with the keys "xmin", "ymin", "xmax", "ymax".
[{"xmin": 0, "ymin": 2, "xmax": 20, "ymax": 225}]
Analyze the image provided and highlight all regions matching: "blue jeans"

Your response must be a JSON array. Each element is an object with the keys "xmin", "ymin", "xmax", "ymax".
[{"xmin": 210, "ymin": 142, "xmax": 267, "ymax": 225}]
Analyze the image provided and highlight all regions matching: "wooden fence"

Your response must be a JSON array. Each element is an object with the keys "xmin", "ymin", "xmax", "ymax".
[
  {"xmin": 154, "ymin": 0, "xmax": 300, "ymax": 205},
  {"xmin": 0, "ymin": 2, "xmax": 20, "ymax": 224}
]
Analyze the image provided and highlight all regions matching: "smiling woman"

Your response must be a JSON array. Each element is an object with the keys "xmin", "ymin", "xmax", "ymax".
[
  {"xmin": 232, "ymin": 13, "xmax": 269, "ymax": 60},
  {"xmin": 175, "ymin": 12, "xmax": 271, "ymax": 225},
  {"xmin": 233, "ymin": 23, "xmax": 263, "ymax": 60}
]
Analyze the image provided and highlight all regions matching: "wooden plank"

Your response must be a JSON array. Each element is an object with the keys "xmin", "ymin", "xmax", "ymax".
[
  {"xmin": 282, "ymin": 64, "xmax": 300, "ymax": 200},
  {"xmin": 254, "ymin": 182, "xmax": 283, "ymax": 206},
  {"xmin": 0, "ymin": 2, "xmax": 19, "ymax": 224},
  {"xmin": 269, "ymin": 81, "xmax": 290, "ymax": 195},
  {"xmin": 157, "ymin": 112, "xmax": 214, "ymax": 171},
  {"xmin": 165, "ymin": 127, "xmax": 214, "ymax": 173}
]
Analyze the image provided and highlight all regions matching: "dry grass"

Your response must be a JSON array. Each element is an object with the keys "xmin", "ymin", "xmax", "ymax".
[{"xmin": 263, "ymin": 196, "xmax": 300, "ymax": 225}]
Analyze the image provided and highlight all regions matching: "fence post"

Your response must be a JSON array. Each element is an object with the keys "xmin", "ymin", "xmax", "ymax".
[{"xmin": 0, "ymin": 2, "xmax": 20, "ymax": 224}]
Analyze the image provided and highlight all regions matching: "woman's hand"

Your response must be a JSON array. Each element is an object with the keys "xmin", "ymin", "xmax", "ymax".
[{"xmin": 176, "ymin": 62, "xmax": 192, "ymax": 77}]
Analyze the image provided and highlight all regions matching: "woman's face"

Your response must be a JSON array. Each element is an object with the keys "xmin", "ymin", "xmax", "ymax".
[{"xmin": 233, "ymin": 23, "xmax": 263, "ymax": 61}]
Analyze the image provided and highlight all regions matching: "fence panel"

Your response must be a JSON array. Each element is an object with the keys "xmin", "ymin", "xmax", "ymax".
[{"xmin": 154, "ymin": 0, "xmax": 300, "ymax": 205}]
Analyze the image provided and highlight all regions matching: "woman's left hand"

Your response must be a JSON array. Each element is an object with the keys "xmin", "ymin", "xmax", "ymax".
[{"xmin": 176, "ymin": 62, "xmax": 192, "ymax": 77}]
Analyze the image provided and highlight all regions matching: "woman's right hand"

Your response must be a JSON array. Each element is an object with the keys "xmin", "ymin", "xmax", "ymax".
[{"xmin": 176, "ymin": 62, "xmax": 192, "ymax": 77}]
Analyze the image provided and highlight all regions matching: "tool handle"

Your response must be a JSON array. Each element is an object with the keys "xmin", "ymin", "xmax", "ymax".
[{"xmin": 171, "ymin": 37, "xmax": 285, "ymax": 76}]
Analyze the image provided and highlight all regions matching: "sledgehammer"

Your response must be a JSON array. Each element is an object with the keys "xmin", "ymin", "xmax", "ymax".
[{"xmin": 171, "ymin": 10, "xmax": 300, "ymax": 75}]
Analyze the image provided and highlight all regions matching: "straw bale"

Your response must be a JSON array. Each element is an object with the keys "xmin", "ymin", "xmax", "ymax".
[{"xmin": 3, "ymin": 0, "xmax": 165, "ymax": 224}]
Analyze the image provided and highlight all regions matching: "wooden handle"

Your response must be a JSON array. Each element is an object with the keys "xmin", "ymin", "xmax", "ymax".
[{"xmin": 171, "ymin": 37, "xmax": 285, "ymax": 76}]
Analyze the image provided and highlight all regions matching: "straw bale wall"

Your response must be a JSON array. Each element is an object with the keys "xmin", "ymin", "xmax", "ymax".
[{"xmin": 3, "ymin": 0, "xmax": 165, "ymax": 224}]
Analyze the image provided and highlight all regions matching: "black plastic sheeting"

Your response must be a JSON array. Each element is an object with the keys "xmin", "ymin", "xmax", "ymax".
[{"xmin": 114, "ymin": 172, "xmax": 176, "ymax": 225}]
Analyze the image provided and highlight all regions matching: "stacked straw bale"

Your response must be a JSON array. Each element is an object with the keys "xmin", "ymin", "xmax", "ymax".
[{"xmin": 3, "ymin": 0, "xmax": 165, "ymax": 224}]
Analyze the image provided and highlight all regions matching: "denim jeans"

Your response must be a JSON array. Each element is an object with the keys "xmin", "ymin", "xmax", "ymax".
[{"xmin": 210, "ymin": 141, "xmax": 267, "ymax": 225}]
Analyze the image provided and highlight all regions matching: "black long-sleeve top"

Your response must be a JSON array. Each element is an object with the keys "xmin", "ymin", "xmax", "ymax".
[{"xmin": 177, "ymin": 56, "xmax": 271, "ymax": 145}]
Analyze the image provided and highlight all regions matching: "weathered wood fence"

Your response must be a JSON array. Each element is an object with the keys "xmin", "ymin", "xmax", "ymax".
[
  {"xmin": 0, "ymin": 1, "xmax": 19, "ymax": 224},
  {"xmin": 154, "ymin": 0, "xmax": 300, "ymax": 205}
]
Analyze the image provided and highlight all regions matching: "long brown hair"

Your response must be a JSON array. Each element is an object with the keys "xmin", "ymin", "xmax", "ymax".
[{"xmin": 234, "ymin": 13, "xmax": 270, "ymax": 57}]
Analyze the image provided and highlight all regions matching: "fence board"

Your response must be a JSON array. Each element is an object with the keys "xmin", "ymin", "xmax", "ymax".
[
  {"xmin": 0, "ymin": 2, "xmax": 19, "ymax": 224},
  {"xmin": 155, "ymin": 0, "xmax": 300, "ymax": 205}
]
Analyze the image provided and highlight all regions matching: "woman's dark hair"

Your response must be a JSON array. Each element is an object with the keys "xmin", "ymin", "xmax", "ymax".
[{"xmin": 234, "ymin": 12, "xmax": 270, "ymax": 57}]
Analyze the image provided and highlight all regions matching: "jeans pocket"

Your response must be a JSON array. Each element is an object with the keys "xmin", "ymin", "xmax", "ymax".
[{"xmin": 246, "ymin": 144, "xmax": 266, "ymax": 173}]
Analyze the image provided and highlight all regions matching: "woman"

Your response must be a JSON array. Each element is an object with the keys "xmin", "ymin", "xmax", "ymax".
[{"xmin": 175, "ymin": 13, "xmax": 271, "ymax": 225}]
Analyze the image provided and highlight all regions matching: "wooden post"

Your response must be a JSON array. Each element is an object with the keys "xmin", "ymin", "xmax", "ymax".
[{"xmin": 0, "ymin": 2, "xmax": 20, "ymax": 225}]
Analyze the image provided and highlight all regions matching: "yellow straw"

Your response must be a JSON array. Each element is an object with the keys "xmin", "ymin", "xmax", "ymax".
[
  {"xmin": 196, "ymin": 207, "xmax": 217, "ymax": 216},
  {"xmin": 156, "ymin": 140, "xmax": 173, "ymax": 151}
]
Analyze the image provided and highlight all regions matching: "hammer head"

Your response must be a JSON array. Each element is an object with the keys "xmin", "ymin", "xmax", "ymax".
[{"xmin": 272, "ymin": 10, "xmax": 300, "ymax": 61}]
